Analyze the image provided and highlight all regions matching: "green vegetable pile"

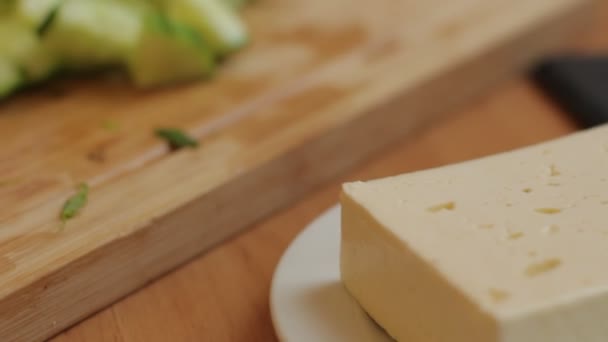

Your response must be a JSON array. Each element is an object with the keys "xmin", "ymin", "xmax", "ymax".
[{"xmin": 0, "ymin": 0, "xmax": 249, "ymax": 99}]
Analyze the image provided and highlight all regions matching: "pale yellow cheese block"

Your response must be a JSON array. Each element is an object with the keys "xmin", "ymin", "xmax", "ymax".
[{"xmin": 340, "ymin": 124, "xmax": 608, "ymax": 342}]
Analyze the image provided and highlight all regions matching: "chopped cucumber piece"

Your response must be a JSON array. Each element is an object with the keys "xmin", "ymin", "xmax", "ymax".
[
  {"xmin": 22, "ymin": 42, "xmax": 58, "ymax": 82},
  {"xmin": 44, "ymin": 0, "xmax": 143, "ymax": 68},
  {"xmin": 0, "ymin": 18, "xmax": 57, "ymax": 82},
  {"xmin": 0, "ymin": 57, "xmax": 23, "ymax": 98},
  {"xmin": 0, "ymin": 1, "xmax": 14, "ymax": 14},
  {"xmin": 167, "ymin": 0, "xmax": 248, "ymax": 55},
  {"xmin": 0, "ymin": 19, "xmax": 35, "ymax": 61},
  {"xmin": 127, "ymin": 14, "xmax": 214, "ymax": 87},
  {"xmin": 16, "ymin": 0, "xmax": 62, "ymax": 29},
  {"xmin": 0, "ymin": 0, "xmax": 251, "ymax": 100}
]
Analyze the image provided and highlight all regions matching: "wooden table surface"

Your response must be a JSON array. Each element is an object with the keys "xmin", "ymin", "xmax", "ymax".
[{"xmin": 50, "ymin": 7, "xmax": 607, "ymax": 342}]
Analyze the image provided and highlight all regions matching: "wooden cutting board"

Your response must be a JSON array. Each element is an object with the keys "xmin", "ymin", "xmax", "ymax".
[{"xmin": 0, "ymin": 0, "xmax": 596, "ymax": 340}]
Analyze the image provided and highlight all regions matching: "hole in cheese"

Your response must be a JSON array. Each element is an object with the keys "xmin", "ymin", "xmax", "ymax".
[
  {"xmin": 488, "ymin": 288, "xmax": 510, "ymax": 303},
  {"xmin": 525, "ymin": 258, "xmax": 562, "ymax": 277},
  {"xmin": 427, "ymin": 202, "xmax": 455, "ymax": 212},
  {"xmin": 535, "ymin": 208, "xmax": 562, "ymax": 214},
  {"xmin": 508, "ymin": 231, "xmax": 524, "ymax": 240},
  {"xmin": 549, "ymin": 164, "xmax": 561, "ymax": 176}
]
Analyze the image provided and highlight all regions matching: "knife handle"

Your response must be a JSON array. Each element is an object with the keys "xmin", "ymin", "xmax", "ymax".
[{"xmin": 532, "ymin": 55, "xmax": 608, "ymax": 128}]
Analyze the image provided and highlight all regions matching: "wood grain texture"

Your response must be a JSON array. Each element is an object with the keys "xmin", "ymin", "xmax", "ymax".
[
  {"xmin": 53, "ymin": 4, "xmax": 608, "ymax": 342},
  {"xmin": 0, "ymin": 0, "xmax": 597, "ymax": 340},
  {"xmin": 52, "ymin": 78, "xmax": 579, "ymax": 342},
  {"xmin": 50, "ymin": 3, "xmax": 608, "ymax": 341}
]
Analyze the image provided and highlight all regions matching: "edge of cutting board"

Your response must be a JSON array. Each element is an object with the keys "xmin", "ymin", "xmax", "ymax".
[{"xmin": 0, "ymin": 0, "xmax": 597, "ymax": 340}]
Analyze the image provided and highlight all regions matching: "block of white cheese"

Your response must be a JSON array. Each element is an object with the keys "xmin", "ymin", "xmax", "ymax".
[{"xmin": 340, "ymin": 125, "xmax": 608, "ymax": 342}]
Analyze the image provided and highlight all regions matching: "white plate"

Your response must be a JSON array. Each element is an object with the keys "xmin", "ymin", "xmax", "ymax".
[{"xmin": 270, "ymin": 205, "xmax": 393, "ymax": 342}]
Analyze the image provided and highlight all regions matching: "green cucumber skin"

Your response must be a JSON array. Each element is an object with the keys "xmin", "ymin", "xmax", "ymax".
[
  {"xmin": 127, "ymin": 14, "xmax": 215, "ymax": 88},
  {"xmin": 15, "ymin": 0, "xmax": 63, "ymax": 29},
  {"xmin": 167, "ymin": 0, "xmax": 249, "ymax": 56},
  {"xmin": 37, "ymin": 4, "xmax": 60, "ymax": 35}
]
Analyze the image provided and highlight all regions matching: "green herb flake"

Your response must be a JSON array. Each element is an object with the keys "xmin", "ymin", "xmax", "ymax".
[
  {"xmin": 156, "ymin": 128, "xmax": 199, "ymax": 150},
  {"xmin": 60, "ymin": 183, "xmax": 89, "ymax": 226},
  {"xmin": 101, "ymin": 119, "xmax": 120, "ymax": 131}
]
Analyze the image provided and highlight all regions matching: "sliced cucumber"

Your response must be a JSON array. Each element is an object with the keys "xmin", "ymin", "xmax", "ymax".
[
  {"xmin": 0, "ymin": 57, "xmax": 23, "ymax": 98},
  {"xmin": 22, "ymin": 42, "xmax": 58, "ymax": 82},
  {"xmin": 167, "ymin": 0, "xmax": 248, "ymax": 55},
  {"xmin": 127, "ymin": 14, "xmax": 214, "ymax": 88},
  {"xmin": 0, "ymin": 19, "xmax": 35, "ymax": 61},
  {"xmin": 0, "ymin": 18, "xmax": 57, "ymax": 82},
  {"xmin": 0, "ymin": 1, "xmax": 14, "ymax": 14},
  {"xmin": 15, "ymin": 0, "xmax": 62, "ymax": 29},
  {"xmin": 44, "ymin": 0, "xmax": 144, "ymax": 69},
  {"xmin": 0, "ymin": 0, "xmax": 251, "ymax": 100}
]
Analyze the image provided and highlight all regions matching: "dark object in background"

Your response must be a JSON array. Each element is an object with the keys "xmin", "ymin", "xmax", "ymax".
[{"xmin": 532, "ymin": 55, "xmax": 608, "ymax": 128}]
